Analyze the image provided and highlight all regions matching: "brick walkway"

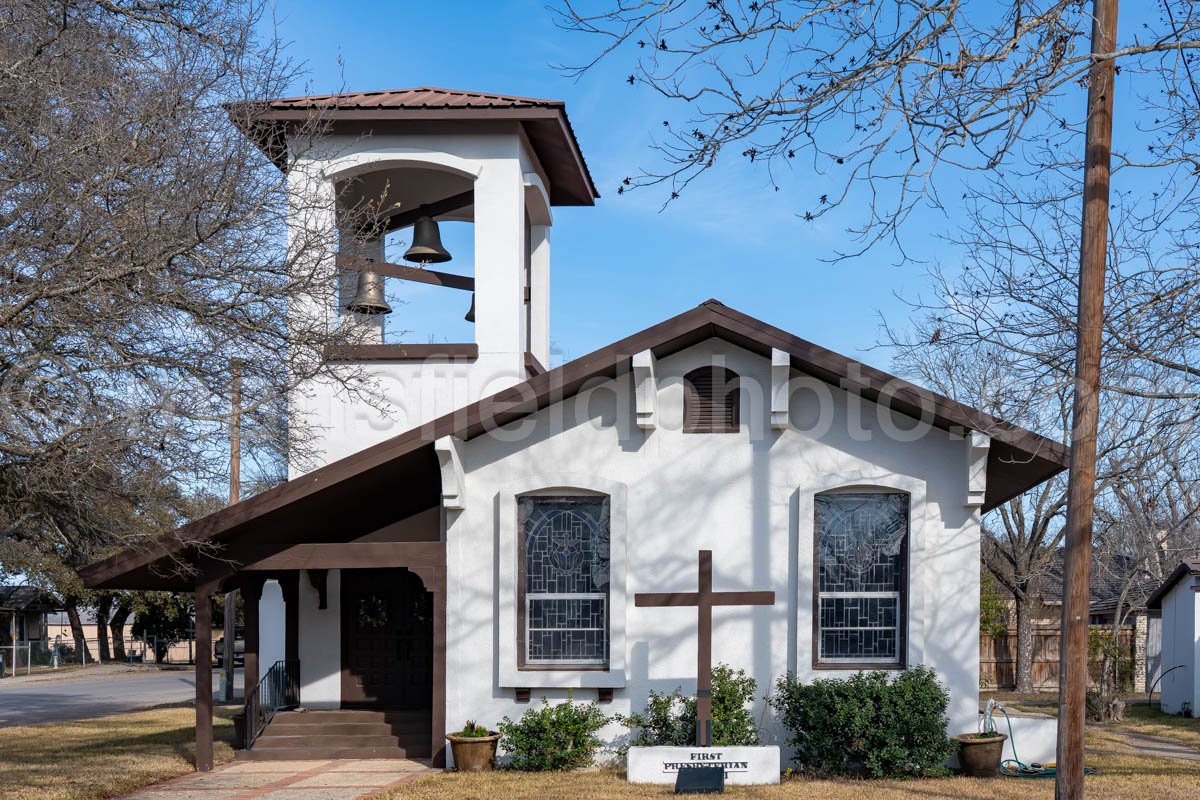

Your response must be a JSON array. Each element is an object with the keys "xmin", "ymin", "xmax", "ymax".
[{"xmin": 120, "ymin": 759, "xmax": 436, "ymax": 800}]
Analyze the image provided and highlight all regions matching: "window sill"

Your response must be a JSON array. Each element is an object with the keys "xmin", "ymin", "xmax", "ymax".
[
  {"xmin": 499, "ymin": 668, "xmax": 626, "ymax": 690},
  {"xmin": 812, "ymin": 662, "xmax": 906, "ymax": 671}
]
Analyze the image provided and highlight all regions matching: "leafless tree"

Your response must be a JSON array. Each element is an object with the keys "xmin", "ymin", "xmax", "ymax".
[
  {"xmin": 1090, "ymin": 442, "xmax": 1200, "ymax": 706},
  {"xmin": 890, "ymin": 324, "xmax": 1177, "ymax": 694},
  {"xmin": 0, "ymin": 1, "xmax": 366, "ymax": 601},
  {"xmin": 554, "ymin": 1, "xmax": 1200, "ymax": 257}
]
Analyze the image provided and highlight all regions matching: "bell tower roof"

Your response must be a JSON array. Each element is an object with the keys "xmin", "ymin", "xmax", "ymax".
[{"xmin": 234, "ymin": 86, "xmax": 599, "ymax": 206}]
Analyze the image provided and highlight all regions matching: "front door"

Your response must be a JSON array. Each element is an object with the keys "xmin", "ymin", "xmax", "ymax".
[{"xmin": 340, "ymin": 568, "xmax": 433, "ymax": 708}]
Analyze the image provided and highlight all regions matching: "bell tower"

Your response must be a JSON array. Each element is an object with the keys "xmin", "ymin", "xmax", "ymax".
[{"xmin": 244, "ymin": 87, "xmax": 597, "ymax": 469}]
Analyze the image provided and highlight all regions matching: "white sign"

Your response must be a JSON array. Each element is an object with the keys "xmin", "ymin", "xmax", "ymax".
[{"xmin": 627, "ymin": 746, "xmax": 780, "ymax": 785}]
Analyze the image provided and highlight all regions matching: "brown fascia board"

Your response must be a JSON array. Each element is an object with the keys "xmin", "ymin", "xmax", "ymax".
[
  {"xmin": 80, "ymin": 301, "xmax": 1066, "ymax": 590},
  {"xmin": 237, "ymin": 106, "xmax": 598, "ymax": 205},
  {"xmin": 1146, "ymin": 560, "xmax": 1200, "ymax": 608}
]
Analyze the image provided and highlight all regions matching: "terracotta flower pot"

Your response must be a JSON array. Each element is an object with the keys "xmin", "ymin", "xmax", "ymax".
[
  {"xmin": 953, "ymin": 733, "xmax": 1007, "ymax": 778},
  {"xmin": 446, "ymin": 732, "xmax": 501, "ymax": 772}
]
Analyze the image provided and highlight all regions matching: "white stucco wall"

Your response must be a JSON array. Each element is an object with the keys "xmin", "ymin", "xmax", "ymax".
[
  {"xmin": 286, "ymin": 129, "xmax": 553, "ymax": 475},
  {"xmin": 298, "ymin": 568, "xmax": 342, "ymax": 709},
  {"xmin": 1158, "ymin": 576, "xmax": 1198, "ymax": 715},
  {"xmin": 258, "ymin": 580, "xmax": 286, "ymax": 675},
  {"xmin": 444, "ymin": 338, "xmax": 984, "ymax": 751}
]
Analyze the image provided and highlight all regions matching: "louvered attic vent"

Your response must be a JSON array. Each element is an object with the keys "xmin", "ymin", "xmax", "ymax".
[{"xmin": 683, "ymin": 367, "xmax": 740, "ymax": 433}]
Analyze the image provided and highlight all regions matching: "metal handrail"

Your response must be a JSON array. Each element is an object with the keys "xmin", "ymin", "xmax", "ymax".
[{"xmin": 243, "ymin": 659, "xmax": 299, "ymax": 750}]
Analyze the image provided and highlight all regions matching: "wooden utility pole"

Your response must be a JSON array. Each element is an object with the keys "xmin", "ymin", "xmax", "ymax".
[
  {"xmin": 1056, "ymin": 2, "xmax": 1118, "ymax": 797},
  {"xmin": 221, "ymin": 363, "xmax": 242, "ymax": 703}
]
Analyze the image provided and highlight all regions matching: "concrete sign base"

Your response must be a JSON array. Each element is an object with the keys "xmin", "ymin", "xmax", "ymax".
[{"xmin": 627, "ymin": 745, "xmax": 781, "ymax": 785}]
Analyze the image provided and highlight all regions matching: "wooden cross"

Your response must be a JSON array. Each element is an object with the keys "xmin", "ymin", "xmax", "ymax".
[{"xmin": 634, "ymin": 549, "xmax": 775, "ymax": 746}]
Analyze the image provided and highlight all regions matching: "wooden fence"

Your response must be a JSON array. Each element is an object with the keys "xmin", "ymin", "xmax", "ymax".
[{"xmin": 980, "ymin": 627, "xmax": 1135, "ymax": 690}]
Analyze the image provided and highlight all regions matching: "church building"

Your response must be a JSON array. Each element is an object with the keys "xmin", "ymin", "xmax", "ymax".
[{"xmin": 81, "ymin": 87, "xmax": 1068, "ymax": 770}]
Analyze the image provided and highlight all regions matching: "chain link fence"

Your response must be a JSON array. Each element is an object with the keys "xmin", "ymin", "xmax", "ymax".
[{"xmin": 0, "ymin": 636, "xmax": 170, "ymax": 677}]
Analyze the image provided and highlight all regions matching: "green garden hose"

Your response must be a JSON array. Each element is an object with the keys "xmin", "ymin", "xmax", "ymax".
[{"xmin": 996, "ymin": 706, "xmax": 1096, "ymax": 779}]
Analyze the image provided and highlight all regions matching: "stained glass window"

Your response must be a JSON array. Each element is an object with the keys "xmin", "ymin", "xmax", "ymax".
[
  {"xmin": 519, "ymin": 496, "xmax": 610, "ymax": 667},
  {"xmin": 815, "ymin": 492, "xmax": 908, "ymax": 666}
]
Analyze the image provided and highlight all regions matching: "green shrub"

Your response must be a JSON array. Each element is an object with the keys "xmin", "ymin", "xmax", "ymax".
[
  {"xmin": 620, "ymin": 664, "xmax": 761, "ymax": 753},
  {"xmin": 770, "ymin": 666, "xmax": 955, "ymax": 778},
  {"xmin": 453, "ymin": 720, "xmax": 490, "ymax": 738},
  {"xmin": 498, "ymin": 696, "xmax": 608, "ymax": 771}
]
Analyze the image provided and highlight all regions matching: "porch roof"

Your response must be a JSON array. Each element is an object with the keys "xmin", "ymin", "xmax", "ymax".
[{"xmin": 80, "ymin": 300, "xmax": 1069, "ymax": 592}]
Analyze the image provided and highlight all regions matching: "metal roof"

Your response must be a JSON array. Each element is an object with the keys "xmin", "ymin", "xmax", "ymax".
[
  {"xmin": 261, "ymin": 86, "xmax": 565, "ymax": 111},
  {"xmin": 232, "ymin": 86, "xmax": 598, "ymax": 206}
]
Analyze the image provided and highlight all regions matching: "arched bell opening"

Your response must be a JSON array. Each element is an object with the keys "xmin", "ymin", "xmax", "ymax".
[{"xmin": 334, "ymin": 164, "xmax": 477, "ymax": 344}]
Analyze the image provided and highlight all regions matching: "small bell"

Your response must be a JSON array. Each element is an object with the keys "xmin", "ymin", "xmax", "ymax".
[
  {"xmin": 403, "ymin": 215, "xmax": 452, "ymax": 264},
  {"xmin": 346, "ymin": 269, "xmax": 392, "ymax": 316},
  {"xmin": 464, "ymin": 292, "xmax": 475, "ymax": 323}
]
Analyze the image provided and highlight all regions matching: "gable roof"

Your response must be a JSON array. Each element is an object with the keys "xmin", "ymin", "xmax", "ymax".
[
  {"xmin": 1146, "ymin": 559, "xmax": 1200, "ymax": 609},
  {"xmin": 260, "ymin": 87, "xmax": 565, "ymax": 111},
  {"xmin": 0, "ymin": 586, "xmax": 61, "ymax": 612},
  {"xmin": 80, "ymin": 300, "xmax": 1068, "ymax": 591},
  {"xmin": 1037, "ymin": 550, "xmax": 1162, "ymax": 611},
  {"xmin": 232, "ymin": 86, "xmax": 598, "ymax": 206}
]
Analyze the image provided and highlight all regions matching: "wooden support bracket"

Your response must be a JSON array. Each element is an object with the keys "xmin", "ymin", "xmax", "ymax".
[
  {"xmin": 632, "ymin": 349, "xmax": 657, "ymax": 431},
  {"xmin": 771, "ymin": 348, "xmax": 791, "ymax": 430},
  {"xmin": 434, "ymin": 436, "xmax": 467, "ymax": 511},
  {"xmin": 307, "ymin": 568, "xmax": 329, "ymax": 610},
  {"xmin": 966, "ymin": 430, "xmax": 991, "ymax": 508}
]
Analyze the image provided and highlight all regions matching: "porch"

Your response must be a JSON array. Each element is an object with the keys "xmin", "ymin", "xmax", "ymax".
[{"xmin": 202, "ymin": 546, "xmax": 448, "ymax": 768}]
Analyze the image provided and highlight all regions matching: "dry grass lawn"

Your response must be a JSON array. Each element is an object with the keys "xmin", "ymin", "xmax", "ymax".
[
  {"xmin": 0, "ymin": 705, "xmax": 236, "ymax": 800},
  {"xmin": 390, "ymin": 730, "xmax": 1200, "ymax": 800}
]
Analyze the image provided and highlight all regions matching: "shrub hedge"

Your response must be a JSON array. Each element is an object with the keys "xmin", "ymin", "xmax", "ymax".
[
  {"xmin": 497, "ymin": 697, "xmax": 608, "ymax": 771},
  {"xmin": 770, "ymin": 666, "xmax": 955, "ymax": 778},
  {"xmin": 619, "ymin": 663, "xmax": 760, "ymax": 751}
]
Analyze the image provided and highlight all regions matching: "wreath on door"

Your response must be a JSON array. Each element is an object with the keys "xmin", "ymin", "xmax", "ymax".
[{"xmin": 358, "ymin": 595, "xmax": 388, "ymax": 629}]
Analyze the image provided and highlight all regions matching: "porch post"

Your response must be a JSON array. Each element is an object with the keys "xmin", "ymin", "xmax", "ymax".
[
  {"xmin": 241, "ymin": 576, "xmax": 265, "ymax": 699},
  {"xmin": 280, "ymin": 572, "xmax": 299, "ymax": 663},
  {"xmin": 194, "ymin": 584, "xmax": 215, "ymax": 772},
  {"xmin": 431, "ymin": 568, "xmax": 447, "ymax": 768}
]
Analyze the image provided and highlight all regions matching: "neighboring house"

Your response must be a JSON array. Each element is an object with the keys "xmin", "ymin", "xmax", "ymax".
[
  {"xmin": 0, "ymin": 585, "xmax": 59, "ymax": 644},
  {"xmin": 80, "ymin": 86, "xmax": 1069, "ymax": 770},
  {"xmin": 1038, "ymin": 550, "xmax": 1162, "ymax": 628},
  {"xmin": 983, "ymin": 550, "xmax": 1162, "ymax": 692},
  {"xmin": 1146, "ymin": 560, "xmax": 1200, "ymax": 715},
  {"xmin": 0, "ymin": 586, "xmax": 61, "ymax": 676}
]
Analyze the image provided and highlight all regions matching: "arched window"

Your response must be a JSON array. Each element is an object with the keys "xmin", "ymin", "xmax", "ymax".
[
  {"xmin": 682, "ymin": 367, "xmax": 740, "ymax": 433},
  {"xmin": 814, "ymin": 491, "xmax": 909, "ymax": 669},
  {"xmin": 518, "ymin": 495, "xmax": 611, "ymax": 668}
]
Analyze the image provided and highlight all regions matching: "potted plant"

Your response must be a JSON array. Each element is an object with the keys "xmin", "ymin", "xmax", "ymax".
[
  {"xmin": 446, "ymin": 720, "xmax": 501, "ymax": 772},
  {"xmin": 953, "ymin": 702, "xmax": 1007, "ymax": 778}
]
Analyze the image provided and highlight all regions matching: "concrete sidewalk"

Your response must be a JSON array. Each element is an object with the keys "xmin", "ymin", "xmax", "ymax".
[{"xmin": 119, "ymin": 759, "xmax": 435, "ymax": 800}]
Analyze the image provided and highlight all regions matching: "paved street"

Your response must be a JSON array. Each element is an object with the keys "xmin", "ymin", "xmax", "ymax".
[{"xmin": 0, "ymin": 666, "xmax": 238, "ymax": 726}]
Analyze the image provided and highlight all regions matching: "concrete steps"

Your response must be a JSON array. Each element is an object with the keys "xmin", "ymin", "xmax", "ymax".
[{"xmin": 237, "ymin": 708, "xmax": 432, "ymax": 761}]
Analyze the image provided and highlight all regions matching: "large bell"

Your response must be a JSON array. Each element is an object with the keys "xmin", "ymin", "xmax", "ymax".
[
  {"xmin": 464, "ymin": 292, "xmax": 476, "ymax": 323},
  {"xmin": 403, "ymin": 215, "xmax": 452, "ymax": 264},
  {"xmin": 346, "ymin": 269, "xmax": 392, "ymax": 316}
]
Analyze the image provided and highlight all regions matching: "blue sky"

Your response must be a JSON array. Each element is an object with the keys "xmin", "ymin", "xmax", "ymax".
[{"xmin": 269, "ymin": 2, "xmax": 1003, "ymax": 367}]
